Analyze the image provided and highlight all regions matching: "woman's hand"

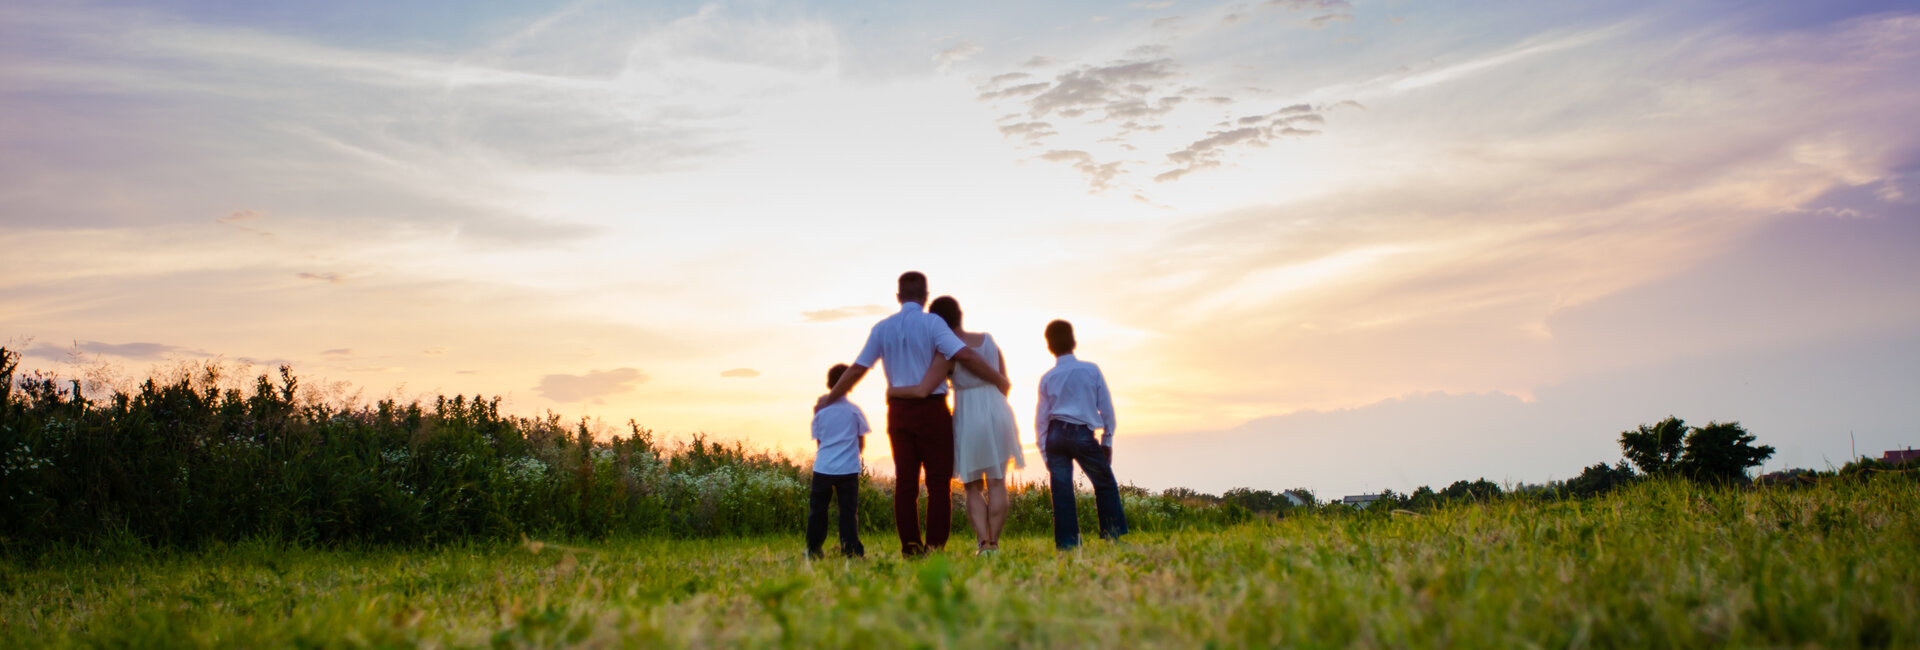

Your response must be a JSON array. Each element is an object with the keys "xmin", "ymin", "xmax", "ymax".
[{"xmin": 885, "ymin": 355, "xmax": 953, "ymax": 399}]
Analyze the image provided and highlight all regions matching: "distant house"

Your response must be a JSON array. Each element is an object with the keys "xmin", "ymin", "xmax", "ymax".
[
  {"xmin": 1282, "ymin": 490, "xmax": 1311, "ymax": 508},
  {"xmin": 1883, "ymin": 448, "xmax": 1920, "ymax": 465},
  {"xmin": 1340, "ymin": 494, "xmax": 1383, "ymax": 507}
]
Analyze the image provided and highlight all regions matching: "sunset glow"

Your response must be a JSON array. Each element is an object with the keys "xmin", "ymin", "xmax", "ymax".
[{"xmin": 5, "ymin": 0, "xmax": 1917, "ymax": 497}]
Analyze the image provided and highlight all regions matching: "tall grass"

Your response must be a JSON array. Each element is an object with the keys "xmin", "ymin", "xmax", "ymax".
[
  {"xmin": 1, "ymin": 477, "xmax": 1913, "ymax": 648},
  {"xmin": 0, "ymin": 348, "xmax": 1243, "ymax": 554}
]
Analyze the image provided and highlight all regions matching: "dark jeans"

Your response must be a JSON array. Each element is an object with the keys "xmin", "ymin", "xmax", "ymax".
[
  {"xmin": 887, "ymin": 396, "xmax": 954, "ymax": 556},
  {"xmin": 1045, "ymin": 420, "xmax": 1128, "ymax": 549},
  {"xmin": 806, "ymin": 472, "xmax": 863, "ymax": 558}
]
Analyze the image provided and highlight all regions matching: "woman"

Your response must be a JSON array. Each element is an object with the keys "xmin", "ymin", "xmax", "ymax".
[{"xmin": 888, "ymin": 296, "xmax": 1024, "ymax": 553}]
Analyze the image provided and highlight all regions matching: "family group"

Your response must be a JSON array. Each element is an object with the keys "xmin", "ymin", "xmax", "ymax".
[{"xmin": 806, "ymin": 271, "xmax": 1128, "ymax": 558}]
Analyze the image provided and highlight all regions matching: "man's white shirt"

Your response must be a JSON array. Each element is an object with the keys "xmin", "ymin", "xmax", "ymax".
[
  {"xmin": 1034, "ymin": 354, "xmax": 1117, "ymax": 449},
  {"xmin": 811, "ymin": 398, "xmax": 870, "ymax": 475},
  {"xmin": 853, "ymin": 302, "xmax": 968, "ymax": 395}
]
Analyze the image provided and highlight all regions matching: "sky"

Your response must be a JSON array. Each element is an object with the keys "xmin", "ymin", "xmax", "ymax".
[{"xmin": 4, "ymin": 0, "xmax": 1918, "ymax": 498}]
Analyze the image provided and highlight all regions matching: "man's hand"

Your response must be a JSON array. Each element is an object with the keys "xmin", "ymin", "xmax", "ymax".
[{"xmin": 814, "ymin": 394, "xmax": 835, "ymax": 413}]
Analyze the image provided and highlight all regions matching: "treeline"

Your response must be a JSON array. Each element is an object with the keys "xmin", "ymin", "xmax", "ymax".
[
  {"xmin": 0, "ymin": 349, "xmax": 1245, "ymax": 554},
  {"xmin": 1164, "ymin": 416, "xmax": 1911, "ymax": 518}
]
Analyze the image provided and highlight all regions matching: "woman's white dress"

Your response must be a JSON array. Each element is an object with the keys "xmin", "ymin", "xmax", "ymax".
[{"xmin": 952, "ymin": 333, "xmax": 1025, "ymax": 481}]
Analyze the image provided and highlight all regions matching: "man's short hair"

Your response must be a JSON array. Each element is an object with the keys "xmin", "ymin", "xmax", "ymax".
[
  {"xmin": 928, "ymin": 296, "xmax": 962, "ymax": 329},
  {"xmin": 827, "ymin": 363, "xmax": 850, "ymax": 389},
  {"xmin": 897, "ymin": 271, "xmax": 928, "ymax": 301},
  {"xmin": 1045, "ymin": 319, "xmax": 1076, "ymax": 355}
]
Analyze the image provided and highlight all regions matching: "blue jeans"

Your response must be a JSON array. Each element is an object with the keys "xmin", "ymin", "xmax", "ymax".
[{"xmin": 1045, "ymin": 420, "xmax": 1128, "ymax": 549}]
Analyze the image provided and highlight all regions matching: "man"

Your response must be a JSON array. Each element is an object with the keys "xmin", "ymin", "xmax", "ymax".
[{"xmin": 816, "ymin": 271, "xmax": 1011, "ymax": 557}]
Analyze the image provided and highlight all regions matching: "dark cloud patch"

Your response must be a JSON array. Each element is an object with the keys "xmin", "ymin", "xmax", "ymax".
[
  {"xmin": 719, "ymin": 368, "xmax": 762, "ymax": 378},
  {"xmin": 976, "ymin": 47, "xmax": 1353, "ymax": 192},
  {"xmin": 1310, "ymin": 13, "xmax": 1354, "ymax": 28},
  {"xmin": 535, "ymin": 368, "xmax": 646, "ymax": 404},
  {"xmin": 1039, "ymin": 150, "xmax": 1125, "ymax": 191},
  {"xmin": 997, "ymin": 121, "xmax": 1058, "ymax": 141},
  {"xmin": 979, "ymin": 81, "xmax": 1050, "ymax": 100},
  {"xmin": 1267, "ymin": 0, "xmax": 1353, "ymax": 10},
  {"xmin": 297, "ymin": 272, "xmax": 345, "ymax": 284},
  {"xmin": 1021, "ymin": 59, "xmax": 1178, "ymax": 120},
  {"xmin": 24, "ymin": 340, "xmax": 202, "ymax": 361},
  {"xmin": 1157, "ymin": 103, "xmax": 1332, "ymax": 182},
  {"xmin": 802, "ymin": 304, "xmax": 890, "ymax": 323}
]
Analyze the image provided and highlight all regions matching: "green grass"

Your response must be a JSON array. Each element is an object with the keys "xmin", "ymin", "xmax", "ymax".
[{"xmin": 3, "ymin": 477, "xmax": 1915, "ymax": 648}]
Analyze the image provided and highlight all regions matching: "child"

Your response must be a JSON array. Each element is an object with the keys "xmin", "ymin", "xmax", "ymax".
[
  {"xmin": 809, "ymin": 363, "xmax": 869, "ymax": 558},
  {"xmin": 1034, "ymin": 319, "xmax": 1128, "ymax": 550}
]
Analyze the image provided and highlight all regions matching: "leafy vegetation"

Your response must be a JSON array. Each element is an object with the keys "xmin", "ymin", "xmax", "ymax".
[
  {"xmin": 1, "ymin": 477, "xmax": 1914, "ymax": 648},
  {"xmin": 0, "ymin": 348, "xmax": 1244, "ymax": 554}
]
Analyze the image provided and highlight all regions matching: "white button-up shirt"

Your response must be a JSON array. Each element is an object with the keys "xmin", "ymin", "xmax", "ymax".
[
  {"xmin": 853, "ymin": 302, "xmax": 968, "ymax": 395},
  {"xmin": 811, "ymin": 397, "xmax": 870, "ymax": 475},
  {"xmin": 1035, "ymin": 354, "xmax": 1117, "ymax": 448}
]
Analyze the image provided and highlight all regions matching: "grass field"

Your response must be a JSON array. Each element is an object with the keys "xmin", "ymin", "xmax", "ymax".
[{"xmin": 3, "ymin": 478, "xmax": 1915, "ymax": 648}]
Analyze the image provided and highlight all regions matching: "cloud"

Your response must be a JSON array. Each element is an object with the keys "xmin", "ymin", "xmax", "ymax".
[
  {"xmin": 720, "ymin": 368, "xmax": 762, "ymax": 378},
  {"xmin": 1037, "ymin": 149, "xmax": 1127, "ymax": 191},
  {"xmin": 1156, "ymin": 104, "xmax": 1329, "ymax": 182},
  {"xmin": 1131, "ymin": 1, "xmax": 1176, "ymax": 8},
  {"xmin": 535, "ymin": 367, "xmax": 647, "ymax": 404},
  {"xmin": 1022, "ymin": 59, "xmax": 1178, "ymax": 120},
  {"xmin": 320, "ymin": 348, "xmax": 352, "ymax": 356},
  {"xmin": 934, "ymin": 40, "xmax": 983, "ymax": 72},
  {"xmin": 802, "ymin": 304, "xmax": 891, "ymax": 323},
  {"xmin": 1309, "ymin": 13, "xmax": 1354, "ymax": 29},
  {"xmin": 1021, "ymin": 56, "xmax": 1056, "ymax": 68},
  {"xmin": 218, "ymin": 210, "xmax": 263, "ymax": 224},
  {"xmin": 974, "ymin": 48, "xmax": 1354, "ymax": 192},
  {"xmin": 996, "ymin": 121, "xmax": 1058, "ymax": 141},
  {"xmin": 297, "ymin": 272, "xmax": 345, "ymax": 284},
  {"xmin": 1267, "ymin": 0, "xmax": 1353, "ymax": 10},
  {"xmin": 25, "ymin": 340, "xmax": 202, "ymax": 361}
]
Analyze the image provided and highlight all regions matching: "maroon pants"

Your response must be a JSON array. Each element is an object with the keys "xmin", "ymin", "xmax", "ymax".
[{"xmin": 886, "ymin": 396, "xmax": 953, "ymax": 555}]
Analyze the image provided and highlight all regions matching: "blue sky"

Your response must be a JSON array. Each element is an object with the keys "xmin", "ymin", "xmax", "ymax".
[{"xmin": 4, "ymin": 0, "xmax": 1917, "ymax": 496}]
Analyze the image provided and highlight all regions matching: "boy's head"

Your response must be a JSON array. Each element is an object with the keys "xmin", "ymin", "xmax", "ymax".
[
  {"xmin": 826, "ymin": 363, "xmax": 850, "ymax": 390},
  {"xmin": 897, "ymin": 271, "xmax": 929, "ymax": 304},
  {"xmin": 1045, "ymin": 319, "xmax": 1076, "ymax": 356},
  {"xmin": 928, "ymin": 295, "xmax": 962, "ymax": 330}
]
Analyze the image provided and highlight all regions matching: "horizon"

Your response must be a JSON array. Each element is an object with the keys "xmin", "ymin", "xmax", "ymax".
[{"xmin": 5, "ymin": 0, "xmax": 1918, "ymax": 499}]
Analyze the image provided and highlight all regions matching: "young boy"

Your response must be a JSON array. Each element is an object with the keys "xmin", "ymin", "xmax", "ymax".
[
  {"xmin": 809, "ymin": 363, "xmax": 869, "ymax": 558},
  {"xmin": 1034, "ymin": 319, "xmax": 1128, "ymax": 550}
]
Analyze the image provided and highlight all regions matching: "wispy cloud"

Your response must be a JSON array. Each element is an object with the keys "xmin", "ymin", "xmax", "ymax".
[
  {"xmin": 25, "ymin": 340, "xmax": 205, "ymax": 361},
  {"xmin": 720, "ymin": 368, "xmax": 762, "ymax": 378},
  {"xmin": 802, "ymin": 305, "xmax": 891, "ymax": 323},
  {"xmin": 535, "ymin": 368, "xmax": 648, "ymax": 404}
]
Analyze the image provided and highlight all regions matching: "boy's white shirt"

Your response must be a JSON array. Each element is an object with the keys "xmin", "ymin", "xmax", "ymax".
[
  {"xmin": 811, "ymin": 397, "xmax": 870, "ymax": 475},
  {"xmin": 1034, "ymin": 354, "xmax": 1117, "ymax": 451}
]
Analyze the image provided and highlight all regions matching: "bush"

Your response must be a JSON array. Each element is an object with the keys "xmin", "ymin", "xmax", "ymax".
[{"xmin": 0, "ymin": 349, "xmax": 1247, "ymax": 553}]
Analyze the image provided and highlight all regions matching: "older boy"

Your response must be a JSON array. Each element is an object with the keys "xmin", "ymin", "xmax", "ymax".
[
  {"xmin": 1035, "ymin": 319, "xmax": 1128, "ymax": 550},
  {"xmin": 809, "ymin": 363, "xmax": 869, "ymax": 558}
]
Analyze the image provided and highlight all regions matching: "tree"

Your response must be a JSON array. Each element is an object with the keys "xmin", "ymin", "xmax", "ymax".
[
  {"xmin": 1619, "ymin": 416, "xmax": 1688, "ymax": 475},
  {"xmin": 1677, "ymin": 421, "xmax": 1774, "ymax": 484},
  {"xmin": 1566, "ymin": 461, "xmax": 1636, "ymax": 498},
  {"xmin": 1405, "ymin": 486, "xmax": 1438, "ymax": 510},
  {"xmin": 1221, "ymin": 487, "xmax": 1289, "ymax": 513},
  {"xmin": 1440, "ymin": 479, "xmax": 1502, "ymax": 503}
]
